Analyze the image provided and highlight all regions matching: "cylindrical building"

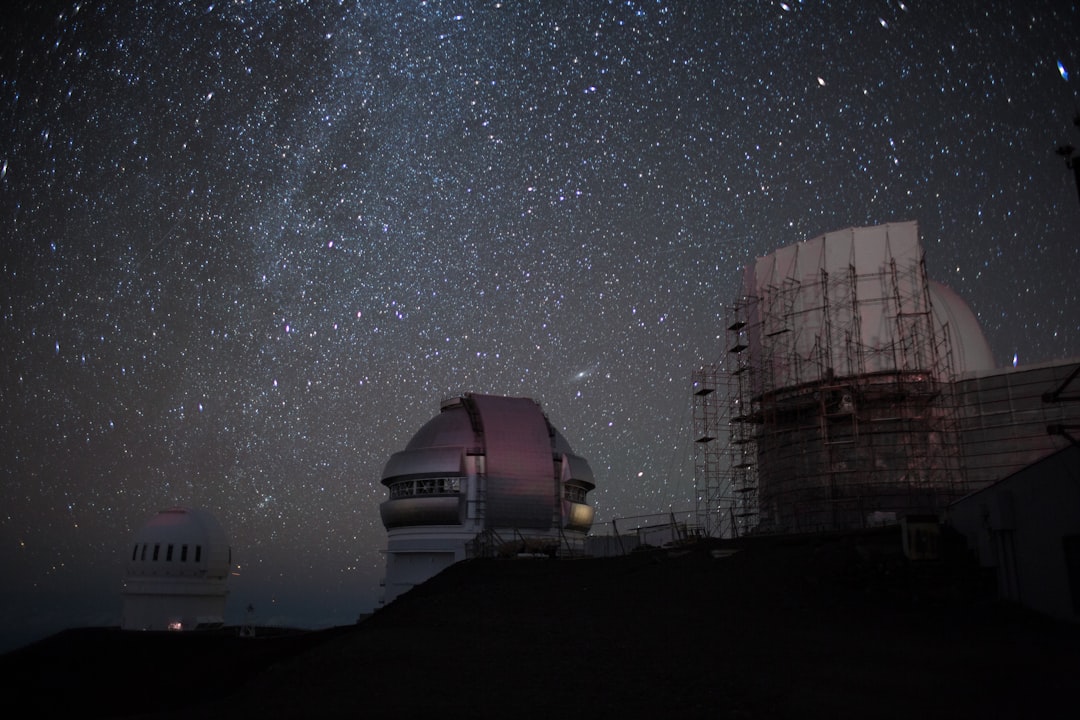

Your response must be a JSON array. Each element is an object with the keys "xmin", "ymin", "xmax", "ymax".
[
  {"xmin": 726, "ymin": 222, "xmax": 996, "ymax": 532},
  {"xmin": 379, "ymin": 393, "xmax": 595, "ymax": 604},
  {"xmin": 121, "ymin": 507, "xmax": 231, "ymax": 631}
]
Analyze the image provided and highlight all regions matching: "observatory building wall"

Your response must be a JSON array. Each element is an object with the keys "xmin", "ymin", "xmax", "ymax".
[
  {"xmin": 950, "ymin": 444, "xmax": 1080, "ymax": 623},
  {"xmin": 955, "ymin": 359, "xmax": 1080, "ymax": 491}
]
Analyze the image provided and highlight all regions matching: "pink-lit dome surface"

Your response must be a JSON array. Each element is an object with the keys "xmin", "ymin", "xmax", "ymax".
[
  {"xmin": 384, "ymin": 396, "xmax": 593, "ymax": 486},
  {"xmin": 380, "ymin": 394, "xmax": 595, "ymax": 532},
  {"xmin": 402, "ymin": 402, "xmax": 480, "ymax": 450}
]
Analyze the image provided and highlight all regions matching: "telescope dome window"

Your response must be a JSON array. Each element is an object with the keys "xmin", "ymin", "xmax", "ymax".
[
  {"xmin": 564, "ymin": 484, "xmax": 587, "ymax": 503},
  {"xmin": 389, "ymin": 477, "xmax": 462, "ymax": 498}
]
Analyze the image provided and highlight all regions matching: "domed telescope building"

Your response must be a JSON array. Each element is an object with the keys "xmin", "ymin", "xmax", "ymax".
[
  {"xmin": 379, "ymin": 393, "xmax": 596, "ymax": 604},
  {"xmin": 121, "ymin": 507, "xmax": 232, "ymax": 631},
  {"xmin": 708, "ymin": 221, "xmax": 997, "ymax": 535}
]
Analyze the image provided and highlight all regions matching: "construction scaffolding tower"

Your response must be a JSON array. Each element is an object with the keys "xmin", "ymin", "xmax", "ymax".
[
  {"xmin": 692, "ymin": 364, "xmax": 727, "ymax": 537},
  {"xmin": 726, "ymin": 307, "xmax": 760, "ymax": 535}
]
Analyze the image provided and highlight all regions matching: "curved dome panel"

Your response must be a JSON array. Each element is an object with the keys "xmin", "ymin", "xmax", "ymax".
[
  {"xmin": 468, "ymin": 394, "xmax": 559, "ymax": 529},
  {"xmin": 551, "ymin": 428, "xmax": 575, "ymax": 456},
  {"xmin": 379, "ymin": 393, "xmax": 597, "ymax": 604},
  {"xmin": 928, "ymin": 280, "xmax": 996, "ymax": 373},
  {"xmin": 382, "ymin": 403, "xmax": 477, "ymax": 483},
  {"xmin": 127, "ymin": 507, "xmax": 230, "ymax": 579},
  {"xmin": 133, "ymin": 507, "xmax": 227, "ymax": 546},
  {"xmin": 382, "ymin": 447, "xmax": 464, "ymax": 482},
  {"xmin": 563, "ymin": 452, "xmax": 596, "ymax": 489},
  {"xmin": 403, "ymin": 404, "xmax": 479, "ymax": 451}
]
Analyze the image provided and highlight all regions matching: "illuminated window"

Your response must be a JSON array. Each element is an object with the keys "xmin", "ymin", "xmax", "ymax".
[
  {"xmin": 564, "ymin": 484, "xmax": 587, "ymax": 503},
  {"xmin": 389, "ymin": 477, "xmax": 462, "ymax": 498}
]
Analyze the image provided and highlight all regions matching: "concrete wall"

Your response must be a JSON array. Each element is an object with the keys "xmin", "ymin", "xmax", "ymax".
[{"xmin": 950, "ymin": 444, "xmax": 1080, "ymax": 623}]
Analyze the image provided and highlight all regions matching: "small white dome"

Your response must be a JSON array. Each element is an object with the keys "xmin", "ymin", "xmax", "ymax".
[
  {"xmin": 126, "ymin": 507, "xmax": 230, "ymax": 579},
  {"xmin": 121, "ymin": 507, "xmax": 232, "ymax": 631}
]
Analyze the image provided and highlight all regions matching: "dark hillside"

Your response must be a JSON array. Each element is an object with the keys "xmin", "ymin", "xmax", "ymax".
[
  {"xmin": 5, "ymin": 529, "xmax": 1078, "ymax": 719},
  {"xmin": 168, "ymin": 529, "xmax": 1080, "ymax": 718}
]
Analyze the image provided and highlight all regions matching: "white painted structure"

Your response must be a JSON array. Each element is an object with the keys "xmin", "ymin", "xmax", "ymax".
[
  {"xmin": 379, "ymin": 393, "xmax": 595, "ymax": 604},
  {"xmin": 720, "ymin": 221, "xmax": 999, "ymax": 533},
  {"xmin": 121, "ymin": 507, "xmax": 231, "ymax": 631},
  {"xmin": 740, "ymin": 220, "xmax": 994, "ymax": 390}
]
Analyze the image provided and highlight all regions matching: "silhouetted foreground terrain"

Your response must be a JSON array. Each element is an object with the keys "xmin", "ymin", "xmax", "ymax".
[{"xmin": 4, "ymin": 528, "xmax": 1078, "ymax": 719}]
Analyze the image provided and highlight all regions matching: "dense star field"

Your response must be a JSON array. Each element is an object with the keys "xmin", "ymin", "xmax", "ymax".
[{"xmin": 2, "ymin": 1, "xmax": 1079, "ymax": 649}]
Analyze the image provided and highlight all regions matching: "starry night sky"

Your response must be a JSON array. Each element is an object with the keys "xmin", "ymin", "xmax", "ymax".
[{"xmin": 2, "ymin": 0, "xmax": 1079, "ymax": 649}]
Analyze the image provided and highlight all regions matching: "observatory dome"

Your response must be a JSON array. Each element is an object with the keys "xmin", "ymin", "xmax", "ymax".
[
  {"xmin": 122, "ymin": 507, "xmax": 232, "ymax": 631},
  {"xmin": 379, "ymin": 393, "xmax": 596, "ymax": 604},
  {"xmin": 398, "ymin": 397, "xmax": 588, "ymax": 457},
  {"xmin": 928, "ymin": 280, "xmax": 996, "ymax": 373},
  {"xmin": 127, "ymin": 507, "xmax": 231, "ymax": 579},
  {"xmin": 400, "ymin": 399, "xmax": 481, "ymax": 450},
  {"xmin": 383, "ymin": 397, "xmax": 594, "ymax": 494}
]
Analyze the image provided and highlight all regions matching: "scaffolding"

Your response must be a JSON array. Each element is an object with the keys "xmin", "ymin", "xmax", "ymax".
[
  {"xmin": 726, "ymin": 310, "xmax": 760, "ymax": 536},
  {"xmin": 692, "ymin": 364, "xmax": 727, "ymax": 537},
  {"xmin": 724, "ymin": 225, "xmax": 967, "ymax": 534},
  {"xmin": 692, "ymin": 323, "xmax": 762, "ymax": 539}
]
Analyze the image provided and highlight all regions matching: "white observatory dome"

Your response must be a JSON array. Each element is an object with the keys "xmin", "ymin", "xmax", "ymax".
[
  {"xmin": 927, "ymin": 280, "xmax": 996, "ymax": 373},
  {"xmin": 379, "ymin": 393, "xmax": 596, "ymax": 604},
  {"xmin": 121, "ymin": 507, "xmax": 231, "ymax": 631}
]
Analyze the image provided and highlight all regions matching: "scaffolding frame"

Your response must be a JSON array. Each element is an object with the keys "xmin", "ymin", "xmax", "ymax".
[
  {"xmin": 692, "ymin": 364, "xmax": 728, "ymax": 537},
  {"xmin": 724, "ymin": 237, "xmax": 966, "ymax": 534}
]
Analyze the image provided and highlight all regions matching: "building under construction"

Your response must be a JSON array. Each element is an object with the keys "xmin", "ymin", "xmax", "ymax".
[{"xmin": 694, "ymin": 221, "xmax": 1079, "ymax": 537}]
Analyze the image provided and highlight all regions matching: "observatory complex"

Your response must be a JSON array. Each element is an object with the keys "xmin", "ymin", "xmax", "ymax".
[
  {"xmin": 379, "ymin": 393, "xmax": 596, "ymax": 604},
  {"xmin": 694, "ymin": 221, "xmax": 1080, "ymax": 545},
  {"xmin": 121, "ymin": 507, "xmax": 232, "ymax": 631}
]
